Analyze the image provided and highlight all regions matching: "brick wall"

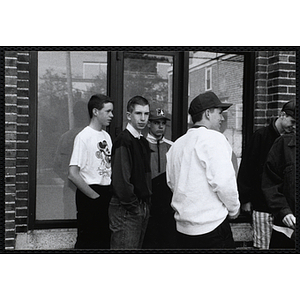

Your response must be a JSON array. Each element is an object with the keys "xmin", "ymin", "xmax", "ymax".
[
  {"xmin": 254, "ymin": 51, "xmax": 296, "ymax": 131},
  {"xmin": 5, "ymin": 51, "xmax": 30, "ymax": 250}
]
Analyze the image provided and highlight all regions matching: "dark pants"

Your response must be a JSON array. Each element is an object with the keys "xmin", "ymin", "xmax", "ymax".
[
  {"xmin": 109, "ymin": 198, "xmax": 150, "ymax": 249},
  {"xmin": 176, "ymin": 218, "xmax": 235, "ymax": 249},
  {"xmin": 269, "ymin": 229, "xmax": 295, "ymax": 249},
  {"xmin": 75, "ymin": 185, "xmax": 112, "ymax": 249},
  {"xmin": 143, "ymin": 173, "xmax": 177, "ymax": 249}
]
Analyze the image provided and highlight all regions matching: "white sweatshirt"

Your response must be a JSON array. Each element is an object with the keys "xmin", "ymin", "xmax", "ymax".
[{"xmin": 166, "ymin": 126, "xmax": 240, "ymax": 235}]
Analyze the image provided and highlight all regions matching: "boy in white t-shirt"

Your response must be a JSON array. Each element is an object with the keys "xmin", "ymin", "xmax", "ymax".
[{"xmin": 69, "ymin": 94, "xmax": 114, "ymax": 249}]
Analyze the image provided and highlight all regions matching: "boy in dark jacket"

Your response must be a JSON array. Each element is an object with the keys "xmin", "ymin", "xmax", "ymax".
[
  {"xmin": 237, "ymin": 100, "xmax": 295, "ymax": 249},
  {"xmin": 142, "ymin": 103, "xmax": 176, "ymax": 249},
  {"xmin": 109, "ymin": 96, "xmax": 152, "ymax": 249},
  {"xmin": 262, "ymin": 132, "xmax": 296, "ymax": 249}
]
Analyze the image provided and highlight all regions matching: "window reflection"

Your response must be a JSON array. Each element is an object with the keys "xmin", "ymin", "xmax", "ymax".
[
  {"xmin": 36, "ymin": 51, "xmax": 107, "ymax": 220},
  {"xmin": 188, "ymin": 51, "xmax": 244, "ymax": 166},
  {"xmin": 123, "ymin": 52, "xmax": 173, "ymax": 140}
]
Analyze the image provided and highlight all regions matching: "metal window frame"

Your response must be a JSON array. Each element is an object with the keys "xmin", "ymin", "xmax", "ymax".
[{"xmin": 28, "ymin": 50, "xmax": 255, "ymax": 229}]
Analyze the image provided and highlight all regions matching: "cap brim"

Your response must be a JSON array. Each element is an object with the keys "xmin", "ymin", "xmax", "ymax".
[
  {"xmin": 217, "ymin": 103, "xmax": 233, "ymax": 111},
  {"xmin": 149, "ymin": 116, "xmax": 170, "ymax": 121}
]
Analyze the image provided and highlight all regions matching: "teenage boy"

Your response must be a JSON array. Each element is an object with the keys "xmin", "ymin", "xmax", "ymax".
[
  {"xmin": 109, "ymin": 96, "xmax": 152, "ymax": 249},
  {"xmin": 69, "ymin": 94, "xmax": 114, "ymax": 249},
  {"xmin": 237, "ymin": 100, "xmax": 296, "ymax": 249},
  {"xmin": 143, "ymin": 103, "xmax": 176, "ymax": 249},
  {"xmin": 166, "ymin": 91, "xmax": 240, "ymax": 249},
  {"xmin": 262, "ymin": 132, "xmax": 296, "ymax": 249}
]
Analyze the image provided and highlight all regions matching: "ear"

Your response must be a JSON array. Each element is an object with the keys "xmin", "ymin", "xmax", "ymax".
[
  {"xmin": 204, "ymin": 109, "xmax": 210, "ymax": 119},
  {"xmin": 92, "ymin": 108, "xmax": 98, "ymax": 117},
  {"xmin": 126, "ymin": 111, "xmax": 131, "ymax": 121}
]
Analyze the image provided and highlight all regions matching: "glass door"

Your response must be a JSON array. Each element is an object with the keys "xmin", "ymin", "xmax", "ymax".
[{"xmin": 122, "ymin": 52, "xmax": 174, "ymax": 140}]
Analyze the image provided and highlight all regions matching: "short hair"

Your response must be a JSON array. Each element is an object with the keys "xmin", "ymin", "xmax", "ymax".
[
  {"xmin": 127, "ymin": 96, "xmax": 149, "ymax": 113},
  {"xmin": 191, "ymin": 108, "xmax": 215, "ymax": 123},
  {"xmin": 88, "ymin": 94, "xmax": 113, "ymax": 118}
]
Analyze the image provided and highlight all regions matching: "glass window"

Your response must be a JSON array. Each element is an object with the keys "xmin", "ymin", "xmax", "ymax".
[
  {"xmin": 205, "ymin": 67, "xmax": 212, "ymax": 91},
  {"xmin": 188, "ymin": 51, "xmax": 244, "ymax": 166},
  {"xmin": 36, "ymin": 51, "xmax": 107, "ymax": 220},
  {"xmin": 123, "ymin": 52, "xmax": 173, "ymax": 140}
]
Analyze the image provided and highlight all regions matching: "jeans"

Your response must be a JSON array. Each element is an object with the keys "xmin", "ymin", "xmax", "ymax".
[
  {"xmin": 109, "ymin": 198, "xmax": 150, "ymax": 249},
  {"xmin": 176, "ymin": 218, "xmax": 235, "ymax": 249}
]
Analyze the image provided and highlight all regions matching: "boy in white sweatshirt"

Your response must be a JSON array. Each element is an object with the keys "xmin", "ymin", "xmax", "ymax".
[{"xmin": 166, "ymin": 91, "xmax": 240, "ymax": 249}]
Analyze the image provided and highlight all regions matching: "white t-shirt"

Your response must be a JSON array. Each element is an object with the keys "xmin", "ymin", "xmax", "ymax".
[{"xmin": 69, "ymin": 126, "xmax": 112, "ymax": 186}]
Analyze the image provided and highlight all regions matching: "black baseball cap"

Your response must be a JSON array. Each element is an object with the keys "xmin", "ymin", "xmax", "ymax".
[
  {"xmin": 189, "ymin": 91, "xmax": 232, "ymax": 117},
  {"xmin": 282, "ymin": 100, "xmax": 296, "ymax": 119}
]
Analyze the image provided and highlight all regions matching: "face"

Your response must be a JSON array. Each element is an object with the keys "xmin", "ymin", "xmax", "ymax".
[
  {"xmin": 94, "ymin": 102, "xmax": 114, "ymax": 127},
  {"xmin": 127, "ymin": 104, "xmax": 150, "ymax": 132},
  {"xmin": 148, "ymin": 119, "xmax": 167, "ymax": 139},
  {"xmin": 208, "ymin": 108, "xmax": 225, "ymax": 132},
  {"xmin": 281, "ymin": 113, "xmax": 296, "ymax": 133}
]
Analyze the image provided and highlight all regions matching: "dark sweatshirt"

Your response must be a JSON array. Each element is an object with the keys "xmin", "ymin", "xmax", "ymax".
[
  {"xmin": 111, "ymin": 129, "xmax": 152, "ymax": 213},
  {"xmin": 237, "ymin": 119, "xmax": 280, "ymax": 212}
]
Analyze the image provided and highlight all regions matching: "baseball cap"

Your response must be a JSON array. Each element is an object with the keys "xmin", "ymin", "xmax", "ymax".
[
  {"xmin": 149, "ymin": 103, "xmax": 170, "ymax": 121},
  {"xmin": 282, "ymin": 100, "xmax": 296, "ymax": 119},
  {"xmin": 188, "ymin": 91, "xmax": 232, "ymax": 117}
]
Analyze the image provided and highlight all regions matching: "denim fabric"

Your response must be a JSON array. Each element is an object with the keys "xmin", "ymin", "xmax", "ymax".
[{"xmin": 109, "ymin": 198, "xmax": 150, "ymax": 249}]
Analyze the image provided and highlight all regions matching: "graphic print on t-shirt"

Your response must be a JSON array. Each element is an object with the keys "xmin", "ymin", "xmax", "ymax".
[{"xmin": 95, "ymin": 140, "xmax": 111, "ymax": 177}]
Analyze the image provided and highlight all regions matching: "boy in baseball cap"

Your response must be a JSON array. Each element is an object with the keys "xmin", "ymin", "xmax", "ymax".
[{"xmin": 143, "ymin": 103, "xmax": 176, "ymax": 249}]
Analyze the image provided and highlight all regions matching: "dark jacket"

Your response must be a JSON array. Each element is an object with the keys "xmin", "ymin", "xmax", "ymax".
[
  {"xmin": 237, "ymin": 119, "xmax": 280, "ymax": 212},
  {"xmin": 262, "ymin": 133, "xmax": 295, "ymax": 227},
  {"xmin": 111, "ymin": 129, "xmax": 152, "ymax": 213}
]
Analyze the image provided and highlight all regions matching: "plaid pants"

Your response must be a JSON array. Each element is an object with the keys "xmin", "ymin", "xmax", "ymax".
[{"xmin": 252, "ymin": 210, "xmax": 273, "ymax": 249}]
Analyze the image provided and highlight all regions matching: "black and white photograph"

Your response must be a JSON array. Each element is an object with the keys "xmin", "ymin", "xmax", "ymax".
[
  {"xmin": 1, "ymin": 3, "xmax": 299, "ymax": 300},
  {"xmin": 3, "ymin": 48, "xmax": 297, "ymax": 252}
]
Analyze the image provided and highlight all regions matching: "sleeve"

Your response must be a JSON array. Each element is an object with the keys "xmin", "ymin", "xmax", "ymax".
[
  {"xmin": 237, "ymin": 132, "xmax": 262, "ymax": 204},
  {"xmin": 198, "ymin": 134, "xmax": 240, "ymax": 217},
  {"xmin": 69, "ymin": 134, "xmax": 87, "ymax": 168},
  {"xmin": 166, "ymin": 148, "xmax": 174, "ymax": 192},
  {"xmin": 262, "ymin": 138, "xmax": 293, "ymax": 221},
  {"xmin": 111, "ymin": 140, "xmax": 139, "ymax": 213}
]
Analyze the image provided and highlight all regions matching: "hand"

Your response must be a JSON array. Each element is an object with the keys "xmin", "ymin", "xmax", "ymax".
[
  {"xmin": 282, "ymin": 214, "xmax": 296, "ymax": 229},
  {"xmin": 90, "ymin": 191, "xmax": 100, "ymax": 199},
  {"xmin": 241, "ymin": 202, "xmax": 251, "ymax": 213}
]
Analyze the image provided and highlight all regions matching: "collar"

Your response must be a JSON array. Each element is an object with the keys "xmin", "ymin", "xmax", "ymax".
[
  {"xmin": 146, "ymin": 133, "xmax": 164, "ymax": 144},
  {"xmin": 126, "ymin": 123, "xmax": 143, "ymax": 139},
  {"xmin": 191, "ymin": 124, "xmax": 208, "ymax": 129}
]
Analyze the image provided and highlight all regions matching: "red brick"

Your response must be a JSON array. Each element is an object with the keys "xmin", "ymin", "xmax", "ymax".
[
  {"xmin": 5, "ymin": 230, "xmax": 16, "ymax": 239},
  {"xmin": 5, "ymin": 105, "xmax": 18, "ymax": 114},
  {"xmin": 5, "ymin": 176, "xmax": 16, "ymax": 184},
  {"xmin": 5, "ymin": 221, "xmax": 16, "ymax": 230},
  {"xmin": 17, "ymin": 53, "xmax": 30, "ymax": 62},
  {"xmin": 16, "ymin": 226, "xmax": 27, "ymax": 233},
  {"xmin": 5, "ymin": 211, "xmax": 16, "ymax": 220},
  {"xmin": 16, "ymin": 208, "xmax": 28, "ymax": 217},
  {"xmin": 5, "ymin": 203, "xmax": 16, "ymax": 211},
  {"xmin": 5, "ymin": 68, "xmax": 17, "ymax": 76},
  {"xmin": 17, "ymin": 71, "xmax": 29, "ymax": 80},
  {"xmin": 5, "ymin": 58, "xmax": 17, "ymax": 67},
  {"xmin": 5, "ymin": 239, "xmax": 15, "ymax": 248},
  {"xmin": 15, "ymin": 217, "xmax": 27, "ymax": 225}
]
